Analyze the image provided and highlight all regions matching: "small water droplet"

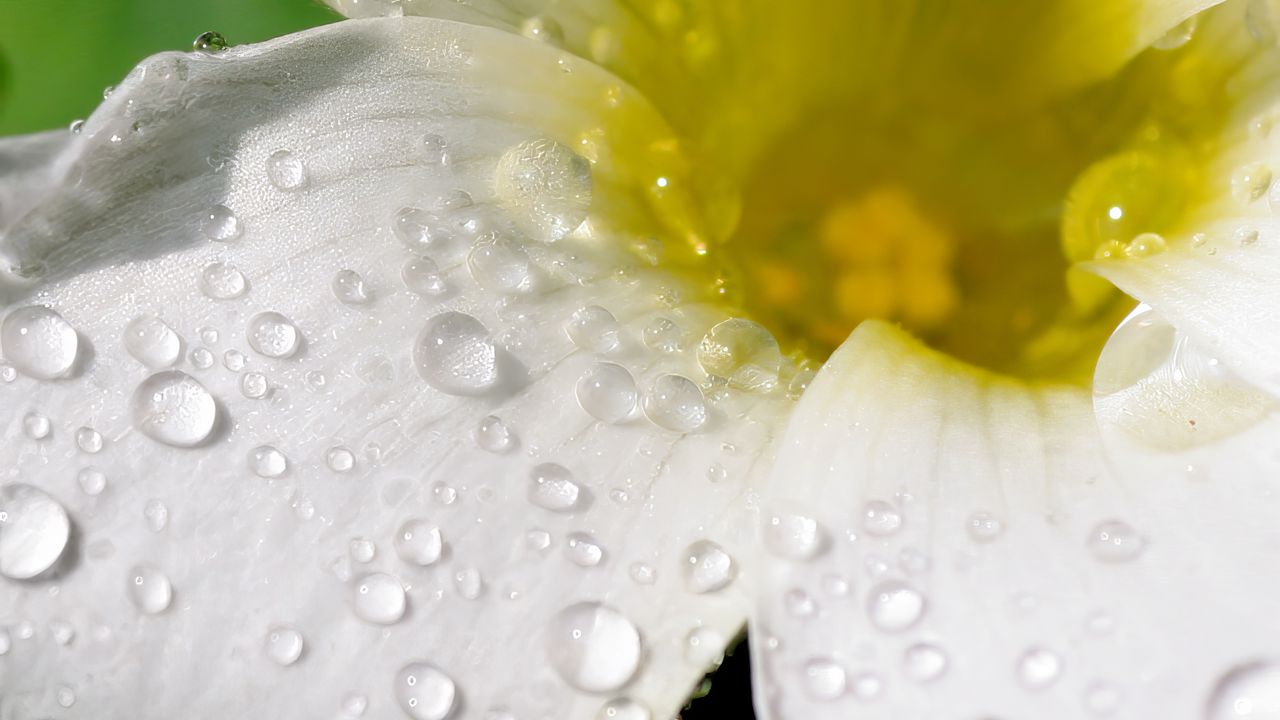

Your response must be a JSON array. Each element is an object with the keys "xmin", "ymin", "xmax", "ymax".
[
  {"xmin": 249, "ymin": 445, "xmax": 288, "ymax": 478},
  {"xmin": 642, "ymin": 317, "xmax": 681, "ymax": 353},
  {"xmin": 467, "ymin": 235, "xmax": 536, "ymax": 294},
  {"xmin": 326, "ymin": 446, "xmax": 355, "ymax": 472},
  {"xmin": 131, "ymin": 371, "xmax": 217, "ymax": 447},
  {"xmin": 332, "ymin": 269, "xmax": 372, "ymax": 305},
  {"xmin": 454, "ymin": 567, "xmax": 483, "ymax": 599},
  {"xmin": 521, "ymin": 15, "xmax": 565, "ymax": 44},
  {"xmin": 190, "ymin": 347, "xmax": 214, "ymax": 369},
  {"xmin": 546, "ymin": 602, "xmax": 641, "ymax": 692},
  {"xmin": 394, "ymin": 662, "xmax": 457, "ymax": 720},
  {"xmin": 802, "ymin": 657, "xmax": 847, "ymax": 700},
  {"xmin": 529, "ymin": 463, "xmax": 582, "ymax": 512},
  {"xmin": 1087, "ymin": 519, "xmax": 1146, "ymax": 562},
  {"xmin": 122, "ymin": 315, "xmax": 181, "ymax": 368},
  {"xmin": 264, "ymin": 625, "xmax": 304, "ymax": 666},
  {"xmin": 697, "ymin": 318, "xmax": 783, "ymax": 392},
  {"xmin": 402, "ymin": 257, "xmax": 448, "ymax": 296},
  {"xmin": 75, "ymin": 426, "xmax": 103, "ymax": 453},
  {"xmin": 861, "ymin": 500, "xmax": 903, "ymax": 536},
  {"xmin": 420, "ymin": 133, "xmax": 449, "ymax": 165},
  {"xmin": 685, "ymin": 625, "xmax": 725, "ymax": 667},
  {"xmin": 643, "ymin": 374, "xmax": 707, "ymax": 432},
  {"xmin": 1233, "ymin": 161, "xmax": 1272, "ymax": 204},
  {"xmin": 246, "ymin": 312, "xmax": 301, "ymax": 358},
  {"xmin": 342, "ymin": 694, "xmax": 368, "ymax": 718},
  {"xmin": 143, "ymin": 499, "xmax": 168, "ymax": 532},
  {"xmin": 414, "ymin": 312, "xmax": 499, "ymax": 395},
  {"xmin": 494, "ymin": 138, "xmax": 592, "ymax": 242},
  {"xmin": 56, "ymin": 685, "xmax": 76, "ymax": 708},
  {"xmin": 200, "ymin": 261, "xmax": 247, "ymax": 300},
  {"xmin": 1016, "ymin": 646, "xmax": 1063, "ymax": 690},
  {"xmin": 576, "ymin": 362, "xmax": 637, "ymax": 423},
  {"xmin": 192, "ymin": 30, "xmax": 229, "ymax": 53},
  {"xmin": 352, "ymin": 572, "xmax": 406, "ymax": 624},
  {"xmin": 432, "ymin": 482, "xmax": 458, "ymax": 505},
  {"xmin": 566, "ymin": 306, "xmax": 621, "ymax": 354},
  {"xmin": 966, "ymin": 510, "xmax": 1004, "ymax": 542},
  {"xmin": 763, "ymin": 510, "xmax": 824, "ymax": 560},
  {"xmin": 1, "ymin": 306, "xmax": 79, "ymax": 380},
  {"xmin": 566, "ymin": 532, "xmax": 604, "ymax": 567},
  {"xmin": 201, "ymin": 204, "xmax": 241, "ymax": 241},
  {"xmin": 476, "ymin": 415, "xmax": 515, "ymax": 453},
  {"xmin": 78, "ymin": 467, "xmax": 107, "ymax": 496},
  {"xmin": 903, "ymin": 642, "xmax": 948, "ymax": 683},
  {"xmin": 350, "ymin": 538, "xmax": 376, "ymax": 563},
  {"xmin": 22, "ymin": 411, "xmax": 50, "ymax": 440},
  {"xmin": 1084, "ymin": 680, "xmax": 1122, "ymax": 716},
  {"xmin": 394, "ymin": 519, "xmax": 443, "ymax": 566},
  {"xmin": 784, "ymin": 588, "xmax": 818, "ymax": 618},
  {"xmin": 595, "ymin": 697, "xmax": 651, "ymax": 720},
  {"xmin": 266, "ymin": 149, "xmax": 306, "ymax": 190},
  {"xmin": 629, "ymin": 561, "xmax": 656, "ymax": 585},
  {"xmin": 867, "ymin": 580, "xmax": 925, "ymax": 633},
  {"xmin": 241, "ymin": 371, "xmax": 269, "ymax": 399},
  {"xmin": 0, "ymin": 484, "xmax": 71, "ymax": 579},
  {"xmin": 683, "ymin": 539, "xmax": 736, "ymax": 593},
  {"xmin": 49, "ymin": 620, "xmax": 74, "ymax": 646},
  {"xmin": 393, "ymin": 207, "xmax": 452, "ymax": 253},
  {"xmin": 128, "ymin": 565, "xmax": 173, "ymax": 614},
  {"xmin": 222, "ymin": 349, "xmax": 245, "ymax": 371}
]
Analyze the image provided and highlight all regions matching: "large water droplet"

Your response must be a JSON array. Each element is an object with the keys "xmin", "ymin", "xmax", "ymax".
[
  {"xmin": 414, "ymin": 312, "xmax": 499, "ymax": 395},
  {"xmin": 264, "ymin": 625, "xmax": 304, "ymax": 666},
  {"xmin": 467, "ymin": 235, "xmax": 535, "ymax": 294},
  {"xmin": 697, "ymin": 318, "xmax": 783, "ymax": 392},
  {"xmin": 1207, "ymin": 660, "xmax": 1280, "ymax": 719},
  {"xmin": 266, "ymin": 150, "xmax": 307, "ymax": 190},
  {"xmin": 1087, "ymin": 519, "xmax": 1147, "ymax": 562},
  {"xmin": 763, "ymin": 509, "xmax": 824, "ymax": 561},
  {"xmin": 201, "ymin": 204, "xmax": 241, "ymax": 241},
  {"xmin": 130, "ymin": 371, "xmax": 217, "ymax": 447},
  {"xmin": 546, "ymin": 602, "xmax": 641, "ymax": 692},
  {"xmin": 246, "ymin": 312, "xmax": 301, "ymax": 359},
  {"xmin": 192, "ymin": 30, "xmax": 229, "ymax": 52},
  {"xmin": 529, "ymin": 463, "xmax": 582, "ymax": 512},
  {"xmin": 1016, "ymin": 647, "xmax": 1063, "ymax": 691},
  {"xmin": 200, "ymin": 262, "xmax": 247, "ymax": 300},
  {"xmin": 867, "ymin": 580, "xmax": 925, "ymax": 632},
  {"xmin": 394, "ymin": 662, "xmax": 457, "ymax": 720},
  {"xmin": 0, "ymin": 484, "xmax": 70, "ymax": 579},
  {"xmin": 802, "ymin": 657, "xmax": 848, "ymax": 700},
  {"xmin": 643, "ymin": 374, "xmax": 707, "ymax": 432},
  {"xmin": 576, "ymin": 363, "xmax": 637, "ymax": 424},
  {"xmin": 127, "ymin": 565, "xmax": 173, "ymax": 614},
  {"xmin": 394, "ymin": 519, "xmax": 443, "ymax": 566},
  {"xmin": 1, "ymin": 306, "xmax": 79, "ymax": 380},
  {"xmin": 352, "ymin": 572, "xmax": 406, "ymax": 625},
  {"xmin": 683, "ymin": 539, "xmax": 736, "ymax": 593},
  {"xmin": 494, "ymin": 138, "xmax": 592, "ymax": 242},
  {"xmin": 566, "ymin": 306, "xmax": 621, "ymax": 354}
]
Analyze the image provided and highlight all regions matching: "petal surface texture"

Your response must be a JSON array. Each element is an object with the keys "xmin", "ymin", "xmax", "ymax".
[{"xmin": 0, "ymin": 18, "xmax": 794, "ymax": 719}]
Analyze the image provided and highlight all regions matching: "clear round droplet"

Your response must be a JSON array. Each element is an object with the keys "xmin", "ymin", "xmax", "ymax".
[
  {"xmin": 476, "ymin": 415, "xmax": 515, "ymax": 453},
  {"xmin": 494, "ymin": 138, "xmax": 592, "ymax": 242},
  {"xmin": 0, "ymin": 484, "xmax": 71, "ymax": 580},
  {"xmin": 683, "ymin": 539, "xmax": 736, "ymax": 593},
  {"xmin": 402, "ymin": 257, "xmax": 448, "ymax": 296},
  {"xmin": 352, "ymin": 572, "xmax": 406, "ymax": 625},
  {"xmin": 529, "ymin": 463, "xmax": 582, "ymax": 512},
  {"xmin": 697, "ymin": 318, "xmax": 783, "ymax": 392},
  {"xmin": 643, "ymin": 317, "xmax": 681, "ymax": 353},
  {"xmin": 264, "ymin": 625, "xmax": 304, "ymax": 666},
  {"xmin": 222, "ymin": 349, "xmax": 245, "ymax": 371},
  {"xmin": 802, "ymin": 657, "xmax": 848, "ymax": 700},
  {"xmin": 190, "ymin": 347, "xmax": 214, "ymax": 369},
  {"xmin": 1016, "ymin": 647, "xmax": 1064, "ymax": 691},
  {"xmin": 629, "ymin": 562, "xmax": 656, "ymax": 585},
  {"xmin": 1, "ymin": 306, "xmax": 79, "ymax": 380},
  {"xmin": 862, "ymin": 500, "xmax": 903, "ymax": 536},
  {"xmin": 78, "ymin": 467, "xmax": 107, "ymax": 496},
  {"xmin": 192, "ymin": 30, "xmax": 229, "ymax": 52},
  {"xmin": 763, "ymin": 509, "xmax": 824, "ymax": 561},
  {"xmin": 249, "ymin": 445, "xmax": 288, "ymax": 478},
  {"xmin": 342, "ymin": 693, "xmax": 369, "ymax": 718},
  {"xmin": 350, "ymin": 538, "xmax": 376, "ymax": 563},
  {"xmin": 546, "ymin": 602, "xmax": 642, "ymax": 692},
  {"xmin": 200, "ymin": 262, "xmax": 247, "ymax": 300},
  {"xmin": 241, "ymin": 372, "xmax": 269, "ymax": 399},
  {"xmin": 130, "ymin": 370, "xmax": 218, "ymax": 447},
  {"xmin": 903, "ymin": 642, "xmax": 949, "ymax": 683},
  {"xmin": 23, "ymin": 412, "xmax": 50, "ymax": 440},
  {"xmin": 326, "ymin": 446, "xmax": 355, "ymax": 472},
  {"xmin": 966, "ymin": 510, "xmax": 1004, "ymax": 542},
  {"xmin": 266, "ymin": 149, "xmax": 307, "ymax": 190},
  {"xmin": 576, "ymin": 362, "xmax": 637, "ymax": 423},
  {"xmin": 246, "ymin": 312, "xmax": 301, "ymax": 359},
  {"xmin": 867, "ymin": 580, "xmax": 925, "ymax": 633},
  {"xmin": 201, "ymin": 204, "xmax": 241, "ymax": 241},
  {"xmin": 1087, "ymin": 519, "xmax": 1147, "ymax": 562},
  {"xmin": 394, "ymin": 519, "xmax": 443, "ymax": 566},
  {"xmin": 566, "ymin": 532, "xmax": 604, "ymax": 567},
  {"xmin": 143, "ymin": 499, "xmax": 169, "ymax": 532},
  {"xmin": 643, "ymin": 374, "xmax": 707, "ymax": 432},
  {"xmin": 1207, "ymin": 661, "xmax": 1280, "ymax": 719},
  {"xmin": 1233, "ymin": 161, "xmax": 1272, "ymax": 204},
  {"xmin": 393, "ymin": 207, "xmax": 451, "ymax": 253},
  {"xmin": 566, "ymin": 306, "xmax": 621, "ymax": 354},
  {"xmin": 128, "ymin": 565, "xmax": 173, "ymax": 614},
  {"xmin": 394, "ymin": 662, "xmax": 457, "ymax": 720},
  {"xmin": 75, "ymin": 426, "xmax": 103, "ymax": 453},
  {"xmin": 414, "ymin": 312, "xmax": 499, "ymax": 395},
  {"xmin": 332, "ymin": 269, "xmax": 371, "ymax": 305},
  {"xmin": 467, "ymin": 235, "xmax": 535, "ymax": 294},
  {"xmin": 123, "ymin": 315, "xmax": 181, "ymax": 368},
  {"xmin": 420, "ymin": 133, "xmax": 449, "ymax": 165},
  {"xmin": 784, "ymin": 588, "xmax": 818, "ymax": 618}
]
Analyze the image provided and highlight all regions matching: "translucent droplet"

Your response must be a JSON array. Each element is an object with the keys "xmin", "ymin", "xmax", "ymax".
[
  {"xmin": 23, "ymin": 412, "xmax": 50, "ymax": 440},
  {"xmin": 200, "ymin": 262, "xmax": 247, "ymax": 299},
  {"xmin": 0, "ymin": 484, "xmax": 71, "ymax": 580},
  {"xmin": 246, "ymin": 312, "xmax": 301, "ymax": 359},
  {"xmin": 342, "ymin": 694, "xmax": 369, "ymax": 718},
  {"xmin": 73, "ymin": 427, "xmax": 102, "ymax": 454},
  {"xmin": 192, "ymin": 30, "xmax": 228, "ymax": 52},
  {"xmin": 201, "ymin": 204, "xmax": 241, "ymax": 241},
  {"xmin": 190, "ymin": 347, "xmax": 214, "ymax": 369},
  {"xmin": 121, "ymin": 315, "xmax": 181, "ymax": 369},
  {"xmin": 685, "ymin": 626, "xmax": 725, "ymax": 667},
  {"xmin": 529, "ymin": 463, "xmax": 582, "ymax": 512},
  {"xmin": 595, "ymin": 697, "xmax": 651, "ymax": 720},
  {"xmin": 476, "ymin": 415, "xmax": 515, "ymax": 453},
  {"xmin": 241, "ymin": 372, "xmax": 269, "ymax": 399},
  {"xmin": 352, "ymin": 572, "xmax": 406, "ymax": 624},
  {"xmin": 414, "ymin": 312, "xmax": 499, "ymax": 395},
  {"xmin": 643, "ymin": 374, "xmax": 707, "ymax": 432},
  {"xmin": 454, "ymin": 567, "xmax": 483, "ymax": 599},
  {"xmin": 1016, "ymin": 647, "xmax": 1063, "ymax": 691},
  {"xmin": 546, "ymin": 602, "xmax": 641, "ymax": 692},
  {"xmin": 697, "ymin": 318, "xmax": 783, "ymax": 392},
  {"xmin": 402, "ymin": 257, "xmax": 447, "ymax": 296},
  {"xmin": 128, "ymin": 565, "xmax": 173, "ymax": 614},
  {"xmin": 862, "ymin": 500, "xmax": 903, "ymax": 536},
  {"xmin": 143, "ymin": 499, "xmax": 169, "ymax": 532},
  {"xmin": 394, "ymin": 519, "xmax": 443, "ymax": 566},
  {"xmin": 78, "ymin": 467, "xmax": 107, "ymax": 496},
  {"xmin": 49, "ymin": 620, "xmax": 75, "ymax": 646},
  {"xmin": 629, "ymin": 561, "xmax": 656, "ymax": 585},
  {"xmin": 850, "ymin": 672, "xmax": 884, "ymax": 702},
  {"xmin": 867, "ymin": 580, "xmax": 925, "ymax": 633},
  {"xmin": 566, "ymin": 306, "xmax": 621, "ymax": 354},
  {"xmin": 1233, "ymin": 162, "xmax": 1272, "ymax": 204},
  {"xmin": 803, "ymin": 657, "xmax": 848, "ymax": 700},
  {"xmin": 131, "ymin": 370, "xmax": 217, "ymax": 447},
  {"xmin": 1207, "ymin": 660, "xmax": 1280, "ymax": 719},
  {"xmin": 494, "ymin": 138, "xmax": 592, "ymax": 242},
  {"xmin": 966, "ymin": 510, "xmax": 1004, "ymax": 542},
  {"xmin": 576, "ymin": 362, "xmax": 637, "ymax": 423},
  {"xmin": 1152, "ymin": 14, "xmax": 1199, "ymax": 49},
  {"xmin": 521, "ymin": 15, "xmax": 565, "ymax": 44},
  {"xmin": 763, "ymin": 510, "xmax": 824, "ymax": 561},
  {"xmin": 903, "ymin": 642, "xmax": 948, "ymax": 683},
  {"xmin": 264, "ymin": 625, "xmax": 304, "ymax": 666},
  {"xmin": 784, "ymin": 588, "xmax": 818, "ymax": 618},
  {"xmin": 332, "ymin": 269, "xmax": 371, "ymax": 305},
  {"xmin": 643, "ymin": 317, "xmax": 681, "ymax": 353},
  {"xmin": 57, "ymin": 685, "xmax": 76, "ymax": 708},
  {"xmin": 566, "ymin": 532, "xmax": 604, "ymax": 567},
  {"xmin": 266, "ymin": 149, "xmax": 306, "ymax": 190},
  {"xmin": 1, "ymin": 306, "xmax": 79, "ymax": 380},
  {"xmin": 467, "ymin": 235, "xmax": 535, "ymax": 294},
  {"xmin": 1086, "ymin": 519, "xmax": 1146, "ymax": 562},
  {"xmin": 249, "ymin": 445, "xmax": 288, "ymax": 478},
  {"xmin": 525, "ymin": 529, "xmax": 552, "ymax": 552},
  {"xmin": 432, "ymin": 482, "xmax": 458, "ymax": 506},
  {"xmin": 222, "ymin": 349, "xmax": 245, "ymax": 371},
  {"xmin": 683, "ymin": 539, "xmax": 736, "ymax": 593},
  {"xmin": 394, "ymin": 662, "xmax": 457, "ymax": 720},
  {"xmin": 349, "ymin": 538, "xmax": 376, "ymax": 564},
  {"xmin": 1084, "ymin": 680, "xmax": 1123, "ymax": 716},
  {"xmin": 326, "ymin": 446, "xmax": 355, "ymax": 472}
]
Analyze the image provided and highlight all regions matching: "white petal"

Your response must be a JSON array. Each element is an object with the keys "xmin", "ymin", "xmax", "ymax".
[
  {"xmin": 752, "ymin": 319, "xmax": 1280, "ymax": 719},
  {"xmin": 0, "ymin": 19, "xmax": 792, "ymax": 719}
]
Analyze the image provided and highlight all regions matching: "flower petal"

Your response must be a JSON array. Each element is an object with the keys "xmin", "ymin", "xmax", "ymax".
[
  {"xmin": 0, "ymin": 18, "xmax": 792, "ymax": 718},
  {"xmin": 752, "ymin": 319, "xmax": 1280, "ymax": 718}
]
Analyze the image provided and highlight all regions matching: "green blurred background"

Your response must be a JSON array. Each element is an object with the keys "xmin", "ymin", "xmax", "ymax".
[{"xmin": 0, "ymin": 0, "xmax": 339, "ymax": 135}]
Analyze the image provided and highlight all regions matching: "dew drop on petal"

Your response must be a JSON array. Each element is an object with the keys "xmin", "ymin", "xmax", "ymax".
[
  {"xmin": 393, "ymin": 207, "xmax": 449, "ymax": 253},
  {"xmin": 467, "ymin": 235, "xmax": 535, "ymax": 294},
  {"xmin": 566, "ymin": 532, "xmax": 604, "ymax": 567},
  {"xmin": 130, "ymin": 371, "xmax": 217, "ymax": 447},
  {"xmin": 903, "ymin": 642, "xmax": 949, "ymax": 683},
  {"xmin": 784, "ymin": 588, "xmax": 818, "ymax": 618},
  {"xmin": 414, "ymin": 312, "xmax": 499, "ymax": 395},
  {"xmin": 867, "ymin": 580, "xmax": 925, "ymax": 633},
  {"xmin": 683, "ymin": 539, "xmax": 736, "ymax": 593},
  {"xmin": 201, "ymin": 204, "xmax": 241, "ymax": 241},
  {"xmin": 1084, "ymin": 680, "xmax": 1123, "ymax": 716},
  {"xmin": 249, "ymin": 446, "xmax": 288, "ymax": 478},
  {"xmin": 1, "ymin": 306, "xmax": 79, "ymax": 380},
  {"xmin": 75, "ymin": 427, "xmax": 103, "ymax": 453},
  {"xmin": 629, "ymin": 562, "xmax": 656, "ymax": 585},
  {"xmin": 763, "ymin": 509, "xmax": 824, "ymax": 561},
  {"xmin": 420, "ymin": 133, "xmax": 449, "ymax": 165},
  {"xmin": 966, "ymin": 510, "xmax": 1004, "ymax": 543},
  {"xmin": 1087, "ymin": 519, "xmax": 1147, "ymax": 562},
  {"xmin": 1207, "ymin": 661, "xmax": 1280, "ymax": 719},
  {"xmin": 642, "ymin": 317, "xmax": 682, "ymax": 353},
  {"xmin": 246, "ymin": 312, "xmax": 301, "ymax": 359},
  {"xmin": 402, "ymin": 257, "xmax": 447, "ymax": 296},
  {"xmin": 143, "ymin": 499, "xmax": 168, "ymax": 532},
  {"xmin": 123, "ymin": 315, "xmax": 181, "ymax": 368},
  {"xmin": 332, "ymin": 270, "xmax": 371, "ymax": 305},
  {"xmin": 697, "ymin": 318, "xmax": 783, "ymax": 392},
  {"xmin": 200, "ymin": 262, "xmax": 247, "ymax": 300},
  {"xmin": 1016, "ymin": 647, "xmax": 1064, "ymax": 691},
  {"xmin": 394, "ymin": 519, "xmax": 443, "ymax": 566},
  {"xmin": 494, "ymin": 138, "xmax": 592, "ymax": 243},
  {"xmin": 264, "ymin": 625, "xmax": 304, "ymax": 666},
  {"xmin": 576, "ymin": 362, "xmax": 637, "ymax": 423},
  {"xmin": 1232, "ymin": 161, "xmax": 1272, "ymax": 204},
  {"xmin": 241, "ymin": 372, "xmax": 269, "ymax": 399},
  {"xmin": 352, "ymin": 572, "xmax": 406, "ymax": 625},
  {"xmin": 803, "ymin": 657, "xmax": 847, "ymax": 700},
  {"xmin": 394, "ymin": 662, "xmax": 457, "ymax": 720},
  {"xmin": 349, "ymin": 538, "xmax": 375, "ymax": 563},
  {"xmin": 127, "ymin": 565, "xmax": 173, "ymax": 614},
  {"xmin": 862, "ymin": 499, "xmax": 903, "ymax": 536},
  {"xmin": 643, "ymin": 374, "xmax": 707, "ymax": 432},
  {"xmin": 476, "ymin": 415, "xmax": 515, "ymax": 453},
  {"xmin": 685, "ymin": 626, "xmax": 726, "ymax": 667},
  {"xmin": 78, "ymin": 467, "xmax": 107, "ymax": 496},
  {"xmin": 342, "ymin": 694, "xmax": 368, "ymax": 717},
  {"xmin": 326, "ymin": 446, "xmax": 355, "ymax": 473},
  {"xmin": 546, "ymin": 602, "xmax": 641, "ymax": 692},
  {"xmin": 23, "ymin": 412, "xmax": 50, "ymax": 440},
  {"xmin": 266, "ymin": 149, "xmax": 306, "ymax": 190},
  {"xmin": 529, "ymin": 463, "xmax": 582, "ymax": 512},
  {"xmin": 566, "ymin": 306, "xmax": 621, "ymax": 354},
  {"xmin": 192, "ymin": 30, "xmax": 228, "ymax": 52},
  {"xmin": 453, "ymin": 567, "xmax": 483, "ymax": 600},
  {"xmin": 0, "ymin": 484, "xmax": 71, "ymax": 580},
  {"xmin": 222, "ymin": 349, "xmax": 245, "ymax": 371}
]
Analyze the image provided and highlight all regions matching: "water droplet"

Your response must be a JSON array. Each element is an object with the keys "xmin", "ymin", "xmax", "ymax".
[
  {"xmin": 0, "ymin": 484, "xmax": 70, "ymax": 579},
  {"xmin": 643, "ymin": 374, "xmax": 707, "ymax": 432},
  {"xmin": 629, "ymin": 561, "xmax": 656, "ymax": 585},
  {"xmin": 143, "ymin": 499, "xmax": 168, "ymax": 532},
  {"xmin": 525, "ymin": 529, "xmax": 552, "ymax": 552},
  {"xmin": 342, "ymin": 694, "xmax": 369, "ymax": 717},
  {"xmin": 57, "ymin": 685, "xmax": 76, "ymax": 708},
  {"xmin": 1152, "ymin": 14, "xmax": 1199, "ymax": 49},
  {"xmin": 1208, "ymin": 661, "xmax": 1280, "ymax": 719},
  {"xmin": 476, "ymin": 415, "xmax": 515, "ymax": 453},
  {"xmin": 246, "ymin": 312, "xmax": 301, "ymax": 359},
  {"xmin": 966, "ymin": 511, "xmax": 1004, "ymax": 542},
  {"xmin": 784, "ymin": 588, "xmax": 818, "ymax": 618},
  {"xmin": 529, "ymin": 463, "xmax": 582, "ymax": 512},
  {"xmin": 494, "ymin": 138, "xmax": 592, "ymax": 242},
  {"xmin": 0, "ymin": 364, "xmax": 15, "ymax": 382},
  {"xmin": 432, "ymin": 482, "xmax": 458, "ymax": 506},
  {"xmin": 903, "ymin": 642, "xmax": 948, "ymax": 683},
  {"xmin": 352, "ymin": 572, "xmax": 406, "ymax": 624},
  {"xmin": 350, "ymin": 538, "xmax": 376, "ymax": 563},
  {"xmin": 546, "ymin": 602, "xmax": 641, "ymax": 692},
  {"xmin": 467, "ymin": 235, "xmax": 535, "ymax": 294},
  {"xmin": 850, "ymin": 672, "xmax": 884, "ymax": 701},
  {"xmin": 867, "ymin": 580, "xmax": 925, "ymax": 633},
  {"xmin": 201, "ymin": 204, "xmax": 241, "ymax": 241},
  {"xmin": 802, "ymin": 657, "xmax": 848, "ymax": 700},
  {"xmin": 683, "ymin": 539, "xmax": 736, "ymax": 593},
  {"xmin": 192, "ymin": 30, "xmax": 228, "ymax": 52},
  {"xmin": 393, "ymin": 207, "xmax": 451, "ymax": 253},
  {"xmin": 566, "ymin": 306, "xmax": 621, "ymax": 354},
  {"xmin": 249, "ymin": 445, "xmax": 288, "ymax": 478},
  {"xmin": 131, "ymin": 370, "xmax": 217, "ymax": 447},
  {"xmin": 1087, "ymin": 519, "xmax": 1146, "ymax": 562},
  {"xmin": 414, "ymin": 312, "xmax": 499, "ymax": 395},
  {"xmin": 394, "ymin": 662, "xmax": 457, "ymax": 720},
  {"xmin": 200, "ymin": 262, "xmax": 247, "ymax": 299},
  {"xmin": 576, "ymin": 362, "xmax": 637, "ymax": 423},
  {"xmin": 1, "ymin": 306, "xmax": 79, "ymax": 379},
  {"xmin": 264, "ymin": 625, "xmax": 304, "ymax": 666},
  {"xmin": 49, "ymin": 620, "xmax": 74, "ymax": 646},
  {"xmin": 326, "ymin": 446, "xmax": 355, "ymax": 472},
  {"xmin": 1084, "ymin": 680, "xmax": 1122, "ymax": 716},
  {"xmin": 190, "ymin": 347, "xmax": 214, "ymax": 369},
  {"xmin": 419, "ymin": 133, "xmax": 449, "ymax": 165},
  {"xmin": 75, "ymin": 426, "xmax": 103, "ymax": 453},
  {"xmin": 763, "ymin": 510, "xmax": 824, "ymax": 560},
  {"xmin": 266, "ymin": 149, "xmax": 306, "ymax": 190},
  {"xmin": 595, "ymin": 697, "xmax": 651, "ymax": 720},
  {"xmin": 1016, "ymin": 647, "xmax": 1063, "ymax": 690},
  {"xmin": 78, "ymin": 467, "xmax": 107, "ymax": 496},
  {"xmin": 394, "ymin": 519, "xmax": 443, "ymax": 566},
  {"xmin": 241, "ymin": 371, "xmax": 269, "ymax": 399},
  {"xmin": 128, "ymin": 565, "xmax": 173, "ymax": 614},
  {"xmin": 454, "ymin": 567, "xmax": 483, "ymax": 599},
  {"xmin": 566, "ymin": 532, "xmax": 604, "ymax": 567},
  {"xmin": 685, "ymin": 626, "xmax": 725, "ymax": 667},
  {"xmin": 1061, "ymin": 150, "xmax": 1188, "ymax": 264},
  {"xmin": 331, "ymin": 269, "xmax": 372, "ymax": 305},
  {"xmin": 222, "ymin": 349, "xmax": 245, "ymax": 371},
  {"xmin": 862, "ymin": 500, "xmax": 903, "ymax": 536},
  {"xmin": 122, "ymin": 315, "xmax": 181, "ymax": 369},
  {"xmin": 521, "ymin": 15, "xmax": 565, "ymax": 44},
  {"xmin": 23, "ymin": 412, "xmax": 50, "ymax": 440},
  {"xmin": 642, "ymin": 317, "xmax": 681, "ymax": 353},
  {"xmin": 402, "ymin": 257, "xmax": 448, "ymax": 296},
  {"xmin": 697, "ymin": 318, "xmax": 783, "ymax": 392},
  {"xmin": 1233, "ymin": 162, "xmax": 1272, "ymax": 204}
]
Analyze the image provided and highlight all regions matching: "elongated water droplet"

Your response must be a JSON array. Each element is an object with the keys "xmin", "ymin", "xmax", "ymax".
[
  {"xmin": 1087, "ymin": 519, "xmax": 1146, "ymax": 562},
  {"xmin": 683, "ymin": 539, "xmax": 736, "ymax": 593},
  {"xmin": 494, "ymin": 138, "xmax": 592, "ymax": 242},
  {"xmin": 200, "ymin": 262, "xmax": 247, "ymax": 299},
  {"xmin": 192, "ymin": 31, "xmax": 228, "ymax": 52},
  {"xmin": 78, "ymin": 467, "xmax": 107, "ymax": 496},
  {"xmin": 394, "ymin": 662, "xmax": 457, "ymax": 720},
  {"xmin": 144, "ymin": 499, "xmax": 169, "ymax": 532},
  {"xmin": 331, "ymin": 269, "xmax": 371, "ymax": 305},
  {"xmin": 414, "ymin": 312, "xmax": 499, "ymax": 395},
  {"xmin": 352, "ymin": 572, "xmax": 406, "ymax": 625},
  {"xmin": 246, "ymin": 312, "xmax": 301, "ymax": 358},
  {"xmin": 1, "ymin": 306, "xmax": 79, "ymax": 380},
  {"xmin": 697, "ymin": 318, "xmax": 782, "ymax": 392},
  {"xmin": 0, "ymin": 484, "xmax": 70, "ymax": 580},
  {"xmin": 643, "ymin": 374, "xmax": 707, "ymax": 432},
  {"xmin": 23, "ymin": 412, "xmax": 50, "ymax": 440},
  {"xmin": 394, "ymin": 519, "xmax": 443, "ymax": 566},
  {"xmin": 903, "ymin": 642, "xmax": 948, "ymax": 683},
  {"xmin": 546, "ymin": 602, "xmax": 641, "ymax": 692},
  {"xmin": 862, "ymin": 500, "xmax": 903, "ymax": 536},
  {"xmin": 128, "ymin": 565, "xmax": 173, "ymax": 614},
  {"xmin": 576, "ymin": 363, "xmax": 637, "ymax": 423},
  {"xmin": 529, "ymin": 463, "xmax": 582, "ymax": 512},
  {"xmin": 264, "ymin": 625, "xmax": 304, "ymax": 666},
  {"xmin": 266, "ymin": 150, "xmax": 306, "ymax": 190},
  {"xmin": 131, "ymin": 371, "xmax": 217, "ymax": 447}
]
